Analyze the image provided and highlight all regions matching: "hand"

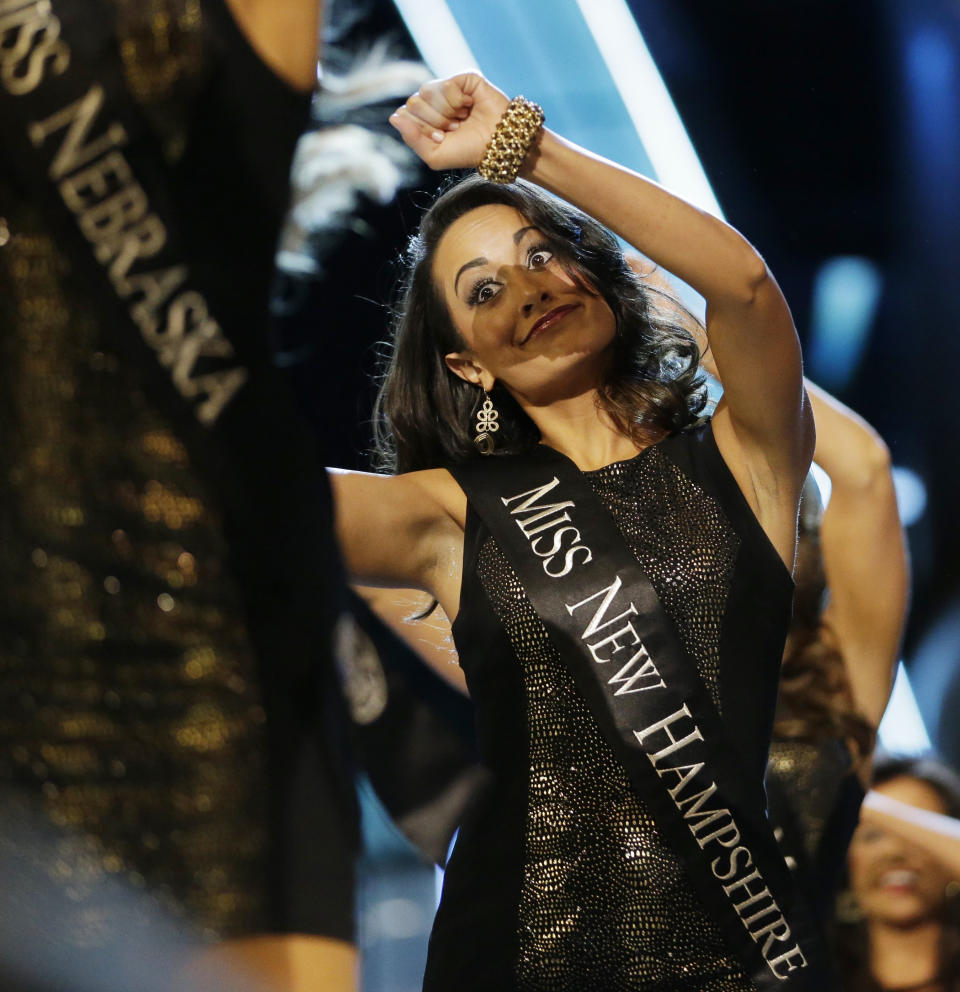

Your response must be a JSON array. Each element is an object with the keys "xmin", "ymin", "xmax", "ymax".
[{"xmin": 389, "ymin": 73, "xmax": 510, "ymax": 171}]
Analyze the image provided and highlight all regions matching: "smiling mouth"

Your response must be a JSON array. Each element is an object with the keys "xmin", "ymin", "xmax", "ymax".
[
  {"xmin": 522, "ymin": 304, "xmax": 580, "ymax": 345},
  {"xmin": 877, "ymin": 868, "xmax": 920, "ymax": 891}
]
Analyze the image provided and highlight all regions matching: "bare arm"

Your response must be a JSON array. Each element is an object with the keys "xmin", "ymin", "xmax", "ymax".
[
  {"xmin": 329, "ymin": 468, "xmax": 466, "ymax": 619},
  {"xmin": 224, "ymin": 0, "xmax": 322, "ymax": 91},
  {"xmin": 528, "ymin": 134, "xmax": 810, "ymax": 504},
  {"xmin": 693, "ymin": 366, "xmax": 910, "ymax": 728},
  {"xmin": 860, "ymin": 790, "xmax": 960, "ymax": 878},
  {"xmin": 807, "ymin": 381, "xmax": 909, "ymax": 728},
  {"xmin": 391, "ymin": 74, "xmax": 813, "ymax": 565}
]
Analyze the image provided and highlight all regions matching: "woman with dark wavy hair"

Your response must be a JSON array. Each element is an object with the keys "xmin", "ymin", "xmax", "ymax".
[
  {"xmin": 372, "ymin": 173, "xmax": 707, "ymax": 475},
  {"xmin": 332, "ymin": 71, "xmax": 818, "ymax": 990},
  {"xmin": 838, "ymin": 756, "xmax": 960, "ymax": 992}
]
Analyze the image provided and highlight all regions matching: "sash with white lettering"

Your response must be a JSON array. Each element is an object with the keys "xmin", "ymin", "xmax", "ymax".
[
  {"xmin": 450, "ymin": 447, "xmax": 836, "ymax": 991},
  {"xmin": 0, "ymin": 0, "xmax": 355, "ymax": 929}
]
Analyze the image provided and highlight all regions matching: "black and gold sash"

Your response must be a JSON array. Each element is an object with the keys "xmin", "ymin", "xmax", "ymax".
[{"xmin": 451, "ymin": 445, "xmax": 836, "ymax": 991}]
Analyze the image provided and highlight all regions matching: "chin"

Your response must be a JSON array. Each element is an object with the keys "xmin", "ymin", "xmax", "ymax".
[{"xmin": 866, "ymin": 893, "xmax": 938, "ymax": 927}]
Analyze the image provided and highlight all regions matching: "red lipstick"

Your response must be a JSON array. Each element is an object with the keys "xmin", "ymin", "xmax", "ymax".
[{"xmin": 523, "ymin": 304, "xmax": 579, "ymax": 345}]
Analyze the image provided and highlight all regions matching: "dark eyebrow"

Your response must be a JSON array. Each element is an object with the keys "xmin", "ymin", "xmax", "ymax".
[
  {"xmin": 454, "ymin": 257, "xmax": 487, "ymax": 295},
  {"xmin": 453, "ymin": 228, "xmax": 541, "ymax": 295}
]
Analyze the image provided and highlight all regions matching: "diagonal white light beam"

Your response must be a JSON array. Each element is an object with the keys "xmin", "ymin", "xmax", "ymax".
[
  {"xmin": 878, "ymin": 662, "xmax": 933, "ymax": 755},
  {"xmin": 574, "ymin": 0, "xmax": 723, "ymax": 218},
  {"xmin": 392, "ymin": 0, "xmax": 479, "ymax": 77}
]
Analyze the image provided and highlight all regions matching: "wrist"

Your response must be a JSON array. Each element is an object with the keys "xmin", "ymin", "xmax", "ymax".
[{"xmin": 477, "ymin": 96, "xmax": 545, "ymax": 184}]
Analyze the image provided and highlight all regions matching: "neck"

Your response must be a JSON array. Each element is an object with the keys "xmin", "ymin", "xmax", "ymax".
[
  {"xmin": 868, "ymin": 919, "xmax": 944, "ymax": 991},
  {"xmin": 519, "ymin": 387, "xmax": 641, "ymax": 471}
]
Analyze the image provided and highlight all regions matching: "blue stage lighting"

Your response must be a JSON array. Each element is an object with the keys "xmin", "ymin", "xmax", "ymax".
[{"xmin": 807, "ymin": 256, "xmax": 883, "ymax": 390}]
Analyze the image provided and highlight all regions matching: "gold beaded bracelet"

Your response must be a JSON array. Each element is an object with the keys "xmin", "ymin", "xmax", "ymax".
[{"xmin": 477, "ymin": 96, "xmax": 545, "ymax": 184}]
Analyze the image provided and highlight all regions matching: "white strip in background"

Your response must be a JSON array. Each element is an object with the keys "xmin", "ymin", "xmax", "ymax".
[
  {"xmin": 392, "ymin": 0, "xmax": 480, "ymax": 77},
  {"xmin": 574, "ymin": 0, "xmax": 723, "ymax": 218}
]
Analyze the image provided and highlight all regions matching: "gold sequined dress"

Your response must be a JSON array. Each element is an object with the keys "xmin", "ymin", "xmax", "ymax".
[
  {"xmin": 0, "ymin": 0, "xmax": 354, "ymax": 960},
  {"xmin": 424, "ymin": 423, "xmax": 794, "ymax": 992}
]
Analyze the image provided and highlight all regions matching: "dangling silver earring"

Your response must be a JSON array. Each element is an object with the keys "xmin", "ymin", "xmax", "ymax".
[{"xmin": 474, "ymin": 392, "xmax": 499, "ymax": 454}]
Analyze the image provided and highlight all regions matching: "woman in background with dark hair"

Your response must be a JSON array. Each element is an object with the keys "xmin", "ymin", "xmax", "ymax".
[{"xmin": 839, "ymin": 756, "xmax": 960, "ymax": 992}]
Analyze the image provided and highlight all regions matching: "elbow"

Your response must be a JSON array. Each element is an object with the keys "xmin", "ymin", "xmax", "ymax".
[
  {"xmin": 836, "ymin": 431, "xmax": 894, "ymax": 495},
  {"xmin": 745, "ymin": 252, "xmax": 774, "ymax": 304},
  {"xmin": 725, "ymin": 248, "xmax": 775, "ymax": 309},
  {"xmin": 863, "ymin": 431, "xmax": 893, "ymax": 475},
  {"xmin": 858, "ymin": 436, "xmax": 894, "ymax": 493}
]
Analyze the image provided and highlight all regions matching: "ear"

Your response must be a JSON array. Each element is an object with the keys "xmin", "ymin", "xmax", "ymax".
[{"xmin": 444, "ymin": 351, "xmax": 496, "ymax": 392}]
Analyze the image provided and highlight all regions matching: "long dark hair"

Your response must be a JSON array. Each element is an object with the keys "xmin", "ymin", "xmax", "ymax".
[
  {"xmin": 373, "ymin": 174, "xmax": 707, "ymax": 473},
  {"xmin": 835, "ymin": 755, "xmax": 960, "ymax": 992}
]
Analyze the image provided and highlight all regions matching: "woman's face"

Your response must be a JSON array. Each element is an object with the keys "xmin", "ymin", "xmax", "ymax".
[
  {"xmin": 433, "ymin": 204, "xmax": 617, "ymax": 403},
  {"xmin": 848, "ymin": 776, "xmax": 953, "ymax": 927}
]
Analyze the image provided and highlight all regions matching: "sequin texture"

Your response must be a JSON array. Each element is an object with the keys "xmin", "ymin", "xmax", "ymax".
[
  {"xmin": 0, "ymin": 1, "xmax": 270, "ymax": 942},
  {"xmin": 476, "ymin": 446, "xmax": 753, "ymax": 991},
  {"xmin": 767, "ymin": 738, "xmax": 854, "ymax": 865}
]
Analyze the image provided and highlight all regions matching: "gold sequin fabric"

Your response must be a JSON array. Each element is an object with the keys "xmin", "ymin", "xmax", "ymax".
[
  {"xmin": 0, "ymin": 3, "xmax": 271, "ymax": 938},
  {"xmin": 475, "ymin": 447, "xmax": 754, "ymax": 991},
  {"xmin": 110, "ymin": 0, "xmax": 207, "ymax": 161},
  {"xmin": 766, "ymin": 738, "xmax": 853, "ymax": 867}
]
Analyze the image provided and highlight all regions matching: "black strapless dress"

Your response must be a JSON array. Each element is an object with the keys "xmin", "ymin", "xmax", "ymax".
[{"xmin": 424, "ymin": 422, "xmax": 795, "ymax": 992}]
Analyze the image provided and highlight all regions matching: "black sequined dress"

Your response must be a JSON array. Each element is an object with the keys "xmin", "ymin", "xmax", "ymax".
[{"xmin": 423, "ymin": 422, "xmax": 795, "ymax": 992}]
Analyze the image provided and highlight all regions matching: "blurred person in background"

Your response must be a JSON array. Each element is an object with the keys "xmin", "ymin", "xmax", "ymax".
[
  {"xmin": 760, "ymin": 378, "xmax": 908, "ymax": 914},
  {"xmin": 838, "ymin": 755, "xmax": 960, "ymax": 992},
  {"xmin": 0, "ymin": 0, "xmax": 361, "ymax": 987}
]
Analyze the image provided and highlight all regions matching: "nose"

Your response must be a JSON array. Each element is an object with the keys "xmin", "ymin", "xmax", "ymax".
[{"xmin": 520, "ymin": 279, "xmax": 552, "ymax": 317}]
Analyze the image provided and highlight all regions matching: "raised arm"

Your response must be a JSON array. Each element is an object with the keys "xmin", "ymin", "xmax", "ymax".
[
  {"xmin": 859, "ymin": 790, "xmax": 960, "ymax": 878},
  {"xmin": 527, "ymin": 126, "xmax": 812, "ymax": 517},
  {"xmin": 329, "ymin": 469, "xmax": 467, "ymax": 620},
  {"xmin": 390, "ymin": 73, "xmax": 813, "ymax": 565},
  {"xmin": 807, "ymin": 381, "xmax": 909, "ymax": 728}
]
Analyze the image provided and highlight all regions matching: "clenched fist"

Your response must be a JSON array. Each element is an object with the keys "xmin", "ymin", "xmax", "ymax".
[{"xmin": 388, "ymin": 73, "xmax": 511, "ymax": 172}]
